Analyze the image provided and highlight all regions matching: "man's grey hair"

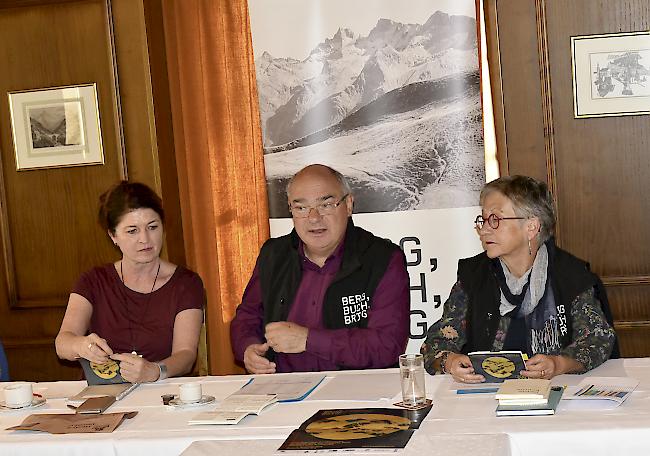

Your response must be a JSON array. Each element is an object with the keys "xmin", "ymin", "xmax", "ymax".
[
  {"xmin": 479, "ymin": 175, "xmax": 556, "ymax": 244},
  {"xmin": 286, "ymin": 164, "xmax": 352, "ymax": 197}
]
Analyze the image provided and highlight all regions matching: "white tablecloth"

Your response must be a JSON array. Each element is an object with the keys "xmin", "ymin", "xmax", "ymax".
[
  {"xmin": 180, "ymin": 433, "xmax": 513, "ymax": 456},
  {"xmin": 1, "ymin": 358, "xmax": 649, "ymax": 456}
]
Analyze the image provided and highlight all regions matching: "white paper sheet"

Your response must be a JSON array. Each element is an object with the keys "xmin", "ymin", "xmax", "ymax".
[{"xmin": 307, "ymin": 373, "xmax": 400, "ymax": 402}]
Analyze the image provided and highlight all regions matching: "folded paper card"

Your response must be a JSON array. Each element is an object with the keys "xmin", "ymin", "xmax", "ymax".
[
  {"xmin": 75, "ymin": 395, "xmax": 117, "ymax": 414},
  {"xmin": 6, "ymin": 411, "xmax": 137, "ymax": 434}
]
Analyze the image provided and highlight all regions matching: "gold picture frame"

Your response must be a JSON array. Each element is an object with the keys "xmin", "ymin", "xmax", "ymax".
[
  {"xmin": 8, "ymin": 83, "xmax": 104, "ymax": 170},
  {"xmin": 571, "ymin": 31, "xmax": 650, "ymax": 118}
]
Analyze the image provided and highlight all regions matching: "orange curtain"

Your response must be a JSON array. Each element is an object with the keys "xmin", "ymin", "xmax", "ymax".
[{"xmin": 161, "ymin": 0, "xmax": 269, "ymax": 375}]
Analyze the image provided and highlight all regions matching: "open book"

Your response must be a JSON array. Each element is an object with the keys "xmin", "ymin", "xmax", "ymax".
[
  {"xmin": 68, "ymin": 359, "xmax": 138, "ymax": 404},
  {"xmin": 469, "ymin": 351, "xmax": 527, "ymax": 383},
  {"xmin": 188, "ymin": 394, "xmax": 277, "ymax": 425}
]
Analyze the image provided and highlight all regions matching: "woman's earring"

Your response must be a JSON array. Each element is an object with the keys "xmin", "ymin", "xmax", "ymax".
[{"xmin": 528, "ymin": 239, "xmax": 532, "ymax": 255}]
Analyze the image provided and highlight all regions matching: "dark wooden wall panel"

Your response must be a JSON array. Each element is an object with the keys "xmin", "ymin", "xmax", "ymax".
[
  {"xmin": 617, "ymin": 326, "xmax": 650, "ymax": 357},
  {"xmin": 486, "ymin": 0, "xmax": 650, "ymax": 357},
  {"xmin": 607, "ymin": 285, "xmax": 650, "ymax": 322},
  {"xmin": 544, "ymin": 0, "xmax": 650, "ymax": 276},
  {"xmin": 0, "ymin": 1, "xmax": 123, "ymax": 309},
  {"xmin": 491, "ymin": 0, "xmax": 548, "ymax": 180},
  {"xmin": 0, "ymin": 0, "xmax": 179, "ymax": 381},
  {"xmin": 0, "ymin": 0, "xmax": 124, "ymax": 380}
]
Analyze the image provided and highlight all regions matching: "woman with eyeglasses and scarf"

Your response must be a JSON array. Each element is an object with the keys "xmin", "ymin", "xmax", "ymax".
[{"xmin": 421, "ymin": 175, "xmax": 617, "ymax": 382}]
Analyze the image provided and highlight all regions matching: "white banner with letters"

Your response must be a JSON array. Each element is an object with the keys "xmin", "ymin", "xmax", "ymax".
[{"xmin": 250, "ymin": 0, "xmax": 485, "ymax": 353}]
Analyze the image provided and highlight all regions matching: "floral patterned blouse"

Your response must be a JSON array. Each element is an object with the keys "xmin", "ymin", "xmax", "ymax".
[{"xmin": 420, "ymin": 280, "xmax": 616, "ymax": 375}]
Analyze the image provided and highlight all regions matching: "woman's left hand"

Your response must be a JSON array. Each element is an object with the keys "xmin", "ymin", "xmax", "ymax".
[
  {"xmin": 521, "ymin": 354, "xmax": 558, "ymax": 379},
  {"xmin": 110, "ymin": 353, "xmax": 159, "ymax": 383}
]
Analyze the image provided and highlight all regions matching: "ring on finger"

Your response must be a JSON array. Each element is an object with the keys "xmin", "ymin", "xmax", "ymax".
[
  {"xmin": 88, "ymin": 342, "xmax": 94, "ymax": 350},
  {"xmin": 541, "ymin": 369, "xmax": 545, "ymax": 377}
]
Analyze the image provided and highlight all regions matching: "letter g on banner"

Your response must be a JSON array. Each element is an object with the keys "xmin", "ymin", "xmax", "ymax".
[{"xmin": 400, "ymin": 237, "xmax": 422, "ymax": 266}]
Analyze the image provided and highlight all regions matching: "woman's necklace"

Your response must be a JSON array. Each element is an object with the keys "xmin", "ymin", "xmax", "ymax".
[{"xmin": 119, "ymin": 260, "xmax": 161, "ymax": 355}]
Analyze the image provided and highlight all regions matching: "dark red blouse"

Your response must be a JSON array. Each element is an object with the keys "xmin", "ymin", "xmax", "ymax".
[{"xmin": 72, "ymin": 264, "xmax": 204, "ymax": 362}]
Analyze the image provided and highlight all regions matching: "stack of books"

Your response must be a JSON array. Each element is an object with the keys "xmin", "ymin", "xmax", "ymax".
[{"xmin": 494, "ymin": 379, "xmax": 564, "ymax": 416}]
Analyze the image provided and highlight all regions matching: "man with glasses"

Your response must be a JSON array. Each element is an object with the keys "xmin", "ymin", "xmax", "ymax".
[{"xmin": 231, "ymin": 164, "xmax": 410, "ymax": 374}]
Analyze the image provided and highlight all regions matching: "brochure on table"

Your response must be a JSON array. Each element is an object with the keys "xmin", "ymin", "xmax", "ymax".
[
  {"xmin": 278, "ymin": 407, "xmax": 432, "ymax": 451},
  {"xmin": 562, "ymin": 376, "xmax": 638, "ymax": 409}
]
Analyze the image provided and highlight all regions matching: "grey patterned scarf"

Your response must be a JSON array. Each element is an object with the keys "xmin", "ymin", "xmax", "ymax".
[{"xmin": 497, "ymin": 244, "xmax": 562, "ymax": 354}]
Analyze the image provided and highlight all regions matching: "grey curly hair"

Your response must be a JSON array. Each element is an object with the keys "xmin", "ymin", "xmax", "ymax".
[{"xmin": 480, "ymin": 175, "xmax": 556, "ymax": 244}]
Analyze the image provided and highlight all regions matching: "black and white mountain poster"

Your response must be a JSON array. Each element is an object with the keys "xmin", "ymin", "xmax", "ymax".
[{"xmin": 249, "ymin": 0, "xmax": 485, "ymax": 352}]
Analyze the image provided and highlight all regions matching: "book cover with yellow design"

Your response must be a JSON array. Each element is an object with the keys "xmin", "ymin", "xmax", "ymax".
[
  {"xmin": 278, "ymin": 407, "xmax": 431, "ymax": 451},
  {"xmin": 468, "ymin": 351, "xmax": 527, "ymax": 383}
]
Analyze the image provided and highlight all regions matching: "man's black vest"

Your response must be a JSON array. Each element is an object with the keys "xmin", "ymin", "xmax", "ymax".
[
  {"xmin": 258, "ymin": 218, "xmax": 404, "ymax": 330},
  {"xmin": 456, "ymin": 244, "xmax": 618, "ymax": 356}
]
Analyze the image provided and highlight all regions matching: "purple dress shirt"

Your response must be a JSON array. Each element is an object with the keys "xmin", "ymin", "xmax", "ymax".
[{"xmin": 231, "ymin": 240, "xmax": 410, "ymax": 372}]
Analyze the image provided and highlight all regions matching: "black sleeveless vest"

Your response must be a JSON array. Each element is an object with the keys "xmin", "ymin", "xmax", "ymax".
[
  {"xmin": 258, "ymin": 218, "xmax": 404, "ymax": 330},
  {"xmin": 457, "ymin": 243, "xmax": 600, "ymax": 354}
]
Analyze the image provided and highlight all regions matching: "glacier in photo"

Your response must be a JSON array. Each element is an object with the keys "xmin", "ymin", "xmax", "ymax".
[{"xmin": 255, "ymin": 11, "xmax": 484, "ymax": 217}]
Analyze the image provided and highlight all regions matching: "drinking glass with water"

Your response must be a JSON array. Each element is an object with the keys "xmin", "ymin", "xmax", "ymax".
[{"xmin": 399, "ymin": 353, "xmax": 426, "ymax": 406}]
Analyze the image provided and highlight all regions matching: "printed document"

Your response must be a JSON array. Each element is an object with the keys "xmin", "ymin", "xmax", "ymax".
[{"xmin": 234, "ymin": 374, "xmax": 325, "ymax": 402}]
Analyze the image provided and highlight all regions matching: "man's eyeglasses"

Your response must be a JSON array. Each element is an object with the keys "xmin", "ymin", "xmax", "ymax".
[
  {"xmin": 475, "ymin": 214, "xmax": 526, "ymax": 230},
  {"xmin": 289, "ymin": 194, "xmax": 349, "ymax": 218}
]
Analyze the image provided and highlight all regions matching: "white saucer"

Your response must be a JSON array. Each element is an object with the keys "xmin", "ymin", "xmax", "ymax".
[
  {"xmin": 168, "ymin": 395, "xmax": 215, "ymax": 408},
  {"xmin": 0, "ymin": 397, "xmax": 46, "ymax": 410}
]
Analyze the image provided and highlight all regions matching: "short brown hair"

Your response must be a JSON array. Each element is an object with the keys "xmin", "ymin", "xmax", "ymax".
[
  {"xmin": 480, "ymin": 175, "xmax": 555, "ymax": 243},
  {"xmin": 98, "ymin": 181, "xmax": 164, "ymax": 234}
]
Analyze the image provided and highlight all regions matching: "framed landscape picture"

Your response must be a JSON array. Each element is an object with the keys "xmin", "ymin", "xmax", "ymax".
[
  {"xmin": 572, "ymin": 31, "xmax": 650, "ymax": 118},
  {"xmin": 8, "ymin": 83, "xmax": 104, "ymax": 170}
]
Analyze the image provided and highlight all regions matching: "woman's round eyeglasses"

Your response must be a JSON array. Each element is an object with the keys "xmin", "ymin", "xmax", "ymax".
[
  {"xmin": 475, "ymin": 214, "xmax": 526, "ymax": 230},
  {"xmin": 289, "ymin": 194, "xmax": 349, "ymax": 218}
]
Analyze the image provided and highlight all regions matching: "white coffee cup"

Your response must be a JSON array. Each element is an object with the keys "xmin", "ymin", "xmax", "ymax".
[
  {"xmin": 179, "ymin": 382, "xmax": 202, "ymax": 403},
  {"xmin": 4, "ymin": 383, "xmax": 33, "ymax": 408}
]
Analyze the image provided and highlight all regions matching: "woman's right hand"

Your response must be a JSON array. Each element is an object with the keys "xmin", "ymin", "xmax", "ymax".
[
  {"xmin": 445, "ymin": 353, "xmax": 485, "ymax": 383},
  {"xmin": 77, "ymin": 333, "xmax": 113, "ymax": 364}
]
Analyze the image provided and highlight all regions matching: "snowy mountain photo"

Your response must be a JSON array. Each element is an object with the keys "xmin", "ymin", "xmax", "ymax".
[{"xmin": 250, "ymin": 4, "xmax": 484, "ymax": 216}]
